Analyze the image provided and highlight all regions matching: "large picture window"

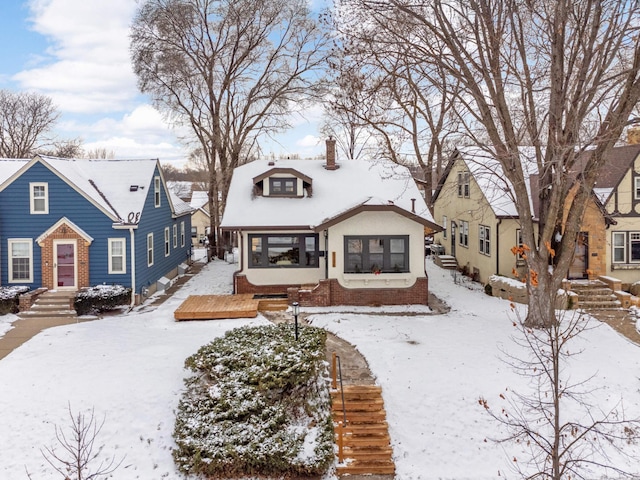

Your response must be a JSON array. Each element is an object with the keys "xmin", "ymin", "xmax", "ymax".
[
  {"xmin": 249, "ymin": 234, "xmax": 318, "ymax": 268},
  {"xmin": 108, "ymin": 238, "xmax": 126, "ymax": 274},
  {"xmin": 344, "ymin": 235, "xmax": 409, "ymax": 273},
  {"xmin": 8, "ymin": 239, "xmax": 33, "ymax": 282}
]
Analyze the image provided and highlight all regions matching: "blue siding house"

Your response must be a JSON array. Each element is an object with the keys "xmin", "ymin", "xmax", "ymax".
[{"xmin": 0, "ymin": 155, "xmax": 192, "ymax": 303}]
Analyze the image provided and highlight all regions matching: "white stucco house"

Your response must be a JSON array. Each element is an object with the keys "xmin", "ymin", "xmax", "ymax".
[{"xmin": 220, "ymin": 140, "xmax": 442, "ymax": 306}]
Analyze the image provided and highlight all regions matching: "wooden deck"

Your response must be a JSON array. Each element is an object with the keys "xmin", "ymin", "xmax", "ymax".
[{"xmin": 174, "ymin": 294, "xmax": 260, "ymax": 321}]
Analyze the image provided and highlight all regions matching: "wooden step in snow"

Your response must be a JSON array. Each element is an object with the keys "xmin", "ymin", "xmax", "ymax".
[
  {"xmin": 331, "ymin": 384, "xmax": 395, "ymax": 477},
  {"xmin": 256, "ymin": 299, "xmax": 289, "ymax": 311}
]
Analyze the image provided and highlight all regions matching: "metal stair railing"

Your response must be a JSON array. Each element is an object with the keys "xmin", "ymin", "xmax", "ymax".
[{"xmin": 332, "ymin": 352, "xmax": 347, "ymax": 463}]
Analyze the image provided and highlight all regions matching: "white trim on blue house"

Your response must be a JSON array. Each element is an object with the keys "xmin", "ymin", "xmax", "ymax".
[{"xmin": 35, "ymin": 217, "xmax": 94, "ymax": 245}]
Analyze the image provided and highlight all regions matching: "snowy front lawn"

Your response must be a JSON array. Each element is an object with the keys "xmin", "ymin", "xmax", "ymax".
[{"xmin": 173, "ymin": 324, "xmax": 334, "ymax": 477}]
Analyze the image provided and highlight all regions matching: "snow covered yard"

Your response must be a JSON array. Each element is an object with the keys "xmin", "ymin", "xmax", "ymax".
[{"xmin": 0, "ymin": 256, "xmax": 639, "ymax": 479}]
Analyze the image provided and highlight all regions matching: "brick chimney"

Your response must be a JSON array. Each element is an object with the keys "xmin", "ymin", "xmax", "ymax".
[{"xmin": 324, "ymin": 137, "xmax": 339, "ymax": 170}]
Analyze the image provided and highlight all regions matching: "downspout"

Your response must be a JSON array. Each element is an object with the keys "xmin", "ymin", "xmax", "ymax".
[
  {"xmin": 496, "ymin": 219, "xmax": 502, "ymax": 276},
  {"xmin": 324, "ymin": 229, "xmax": 329, "ymax": 279},
  {"xmin": 129, "ymin": 227, "xmax": 136, "ymax": 309}
]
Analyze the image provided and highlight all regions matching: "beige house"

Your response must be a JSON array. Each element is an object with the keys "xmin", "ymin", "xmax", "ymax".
[
  {"xmin": 592, "ymin": 144, "xmax": 640, "ymax": 286},
  {"xmin": 432, "ymin": 147, "xmax": 612, "ymax": 284},
  {"xmin": 189, "ymin": 191, "xmax": 210, "ymax": 244},
  {"xmin": 221, "ymin": 140, "xmax": 441, "ymax": 306}
]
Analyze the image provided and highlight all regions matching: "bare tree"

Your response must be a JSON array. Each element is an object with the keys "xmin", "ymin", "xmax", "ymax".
[
  {"xmin": 39, "ymin": 405, "xmax": 124, "ymax": 480},
  {"xmin": 130, "ymin": 0, "xmax": 330, "ymax": 258},
  {"xmin": 480, "ymin": 308, "xmax": 640, "ymax": 479},
  {"xmin": 328, "ymin": 11, "xmax": 462, "ymax": 206},
  {"xmin": 84, "ymin": 147, "xmax": 116, "ymax": 159},
  {"xmin": 0, "ymin": 89, "xmax": 60, "ymax": 158},
  {"xmin": 38, "ymin": 139, "xmax": 84, "ymax": 158},
  {"xmin": 336, "ymin": 0, "xmax": 640, "ymax": 327}
]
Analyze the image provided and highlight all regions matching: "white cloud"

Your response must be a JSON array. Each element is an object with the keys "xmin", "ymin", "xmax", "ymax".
[
  {"xmin": 297, "ymin": 134, "xmax": 322, "ymax": 148},
  {"xmin": 15, "ymin": 0, "xmax": 138, "ymax": 113}
]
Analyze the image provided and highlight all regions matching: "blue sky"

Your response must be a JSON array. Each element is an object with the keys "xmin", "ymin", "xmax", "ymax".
[{"xmin": 0, "ymin": 0, "xmax": 326, "ymax": 167}]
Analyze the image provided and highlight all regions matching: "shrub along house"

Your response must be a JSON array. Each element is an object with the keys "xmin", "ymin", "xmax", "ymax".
[
  {"xmin": 0, "ymin": 155, "xmax": 192, "ymax": 303},
  {"xmin": 220, "ymin": 139, "xmax": 442, "ymax": 306}
]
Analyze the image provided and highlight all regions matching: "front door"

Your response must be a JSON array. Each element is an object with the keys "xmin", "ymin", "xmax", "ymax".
[
  {"xmin": 54, "ymin": 240, "xmax": 77, "ymax": 289},
  {"xmin": 568, "ymin": 232, "xmax": 588, "ymax": 279}
]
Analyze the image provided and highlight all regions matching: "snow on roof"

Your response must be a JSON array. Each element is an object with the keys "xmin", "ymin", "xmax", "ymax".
[
  {"xmin": 593, "ymin": 187, "xmax": 614, "ymax": 205},
  {"xmin": 169, "ymin": 189, "xmax": 193, "ymax": 216},
  {"xmin": 0, "ymin": 158, "xmax": 29, "ymax": 184},
  {"xmin": 457, "ymin": 147, "xmax": 538, "ymax": 218},
  {"xmin": 0, "ymin": 156, "xmax": 188, "ymax": 224},
  {"xmin": 189, "ymin": 190, "xmax": 208, "ymax": 209},
  {"xmin": 221, "ymin": 158, "xmax": 435, "ymax": 229}
]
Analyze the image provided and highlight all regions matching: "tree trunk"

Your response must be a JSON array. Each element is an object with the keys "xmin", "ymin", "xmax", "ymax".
[{"xmin": 525, "ymin": 260, "xmax": 559, "ymax": 328}]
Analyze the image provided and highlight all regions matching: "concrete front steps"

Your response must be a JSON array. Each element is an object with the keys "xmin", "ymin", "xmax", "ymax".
[
  {"xmin": 434, "ymin": 254, "xmax": 458, "ymax": 270},
  {"xmin": 18, "ymin": 290, "xmax": 77, "ymax": 320},
  {"xmin": 331, "ymin": 385, "xmax": 395, "ymax": 476},
  {"xmin": 569, "ymin": 280, "xmax": 622, "ymax": 311}
]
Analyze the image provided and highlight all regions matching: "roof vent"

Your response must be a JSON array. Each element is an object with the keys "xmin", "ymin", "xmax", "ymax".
[
  {"xmin": 268, "ymin": 161, "xmax": 275, "ymax": 166},
  {"xmin": 130, "ymin": 185, "xmax": 139, "ymax": 192}
]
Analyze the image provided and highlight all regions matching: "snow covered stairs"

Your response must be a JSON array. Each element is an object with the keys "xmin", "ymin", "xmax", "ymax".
[
  {"xmin": 331, "ymin": 385, "xmax": 395, "ymax": 476},
  {"xmin": 434, "ymin": 254, "xmax": 458, "ymax": 270},
  {"xmin": 18, "ymin": 291, "xmax": 77, "ymax": 320},
  {"xmin": 570, "ymin": 280, "xmax": 622, "ymax": 311}
]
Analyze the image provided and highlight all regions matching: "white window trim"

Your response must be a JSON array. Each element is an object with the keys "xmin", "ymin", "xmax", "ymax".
[
  {"xmin": 442, "ymin": 215, "xmax": 447, "ymax": 239},
  {"xmin": 164, "ymin": 227, "xmax": 170, "ymax": 257},
  {"xmin": 8, "ymin": 239, "xmax": 33, "ymax": 283},
  {"xmin": 173, "ymin": 224, "xmax": 178, "ymax": 248},
  {"xmin": 479, "ymin": 225, "xmax": 490, "ymax": 256},
  {"xmin": 180, "ymin": 222, "xmax": 185, "ymax": 247},
  {"xmin": 459, "ymin": 221, "xmax": 469, "ymax": 247},
  {"xmin": 147, "ymin": 233, "xmax": 154, "ymax": 267},
  {"xmin": 30, "ymin": 182, "xmax": 49, "ymax": 214},
  {"xmin": 154, "ymin": 176, "xmax": 161, "ymax": 208},
  {"xmin": 108, "ymin": 238, "xmax": 127, "ymax": 274},
  {"xmin": 635, "ymin": 178, "xmax": 640, "ymax": 200},
  {"xmin": 612, "ymin": 231, "xmax": 626, "ymax": 264}
]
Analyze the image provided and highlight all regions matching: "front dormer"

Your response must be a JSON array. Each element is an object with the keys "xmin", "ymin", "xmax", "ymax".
[{"xmin": 252, "ymin": 168, "xmax": 313, "ymax": 198}]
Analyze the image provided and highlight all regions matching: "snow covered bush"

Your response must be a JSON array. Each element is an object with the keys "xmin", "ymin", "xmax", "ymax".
[
  {"xmin": 74, "ymin": 285, "xmax": 131, "ymax": 316},
  {"xmin": 173, "ymin": 324, "xmax": 334, "ymax": 477},
  {"xmin": 0, "ymin": 286, "xmax": 29, "ymax": 315}
]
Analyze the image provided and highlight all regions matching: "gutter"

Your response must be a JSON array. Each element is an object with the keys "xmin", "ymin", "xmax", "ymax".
[
  {"xmin": 129, "ymin": 226, "xmax": 136, "ymax": 309},
  {"xmin": 496, "ymin": 218, "xmax": 502, "ymax": 276}
]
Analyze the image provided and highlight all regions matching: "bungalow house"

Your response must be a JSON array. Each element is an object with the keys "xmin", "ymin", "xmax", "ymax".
[
  {"xmin": 220, "ymin": 139, "xmax": 442, "ymax": 306},
  {"xmin": 432, "ymin": 147, "xmax": 611, "ymax": 284},
  {"xmin": 0, "ymin": 155, "xmax": 193, "ymax": 302}
]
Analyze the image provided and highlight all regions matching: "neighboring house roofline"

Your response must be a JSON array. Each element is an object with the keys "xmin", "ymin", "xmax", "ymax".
[{"xmin": 221, "ymin": 225, "xmax": 314, "ymax": 232}]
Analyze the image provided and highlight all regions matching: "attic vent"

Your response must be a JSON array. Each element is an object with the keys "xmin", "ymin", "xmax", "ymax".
[
  {"xmin": 268, "ymin": 161, "xmax": 275, "ymax": 166},
  {"xmin": 130, "ymin": 185, "xmax": 139, "ymax": 192}
]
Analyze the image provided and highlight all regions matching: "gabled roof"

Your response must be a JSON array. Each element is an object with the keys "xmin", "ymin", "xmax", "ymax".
[
  {"xmin": 221, "ymin": 158, "xmax": 439, "ymax": 231},
  {"xmin": 575, "ymin": 144, "xmax": 640, "ymax": 205},
  {"xmin": 0, "ymin": 156, "xmax": 190, "ymax": 225},
  {"xmin": 189, "ymin": 190, "xmax": 209, "ymax": 209},
  {"xmin": 433, "ymin": 147, "xmax": 538, "ymax": 219}
]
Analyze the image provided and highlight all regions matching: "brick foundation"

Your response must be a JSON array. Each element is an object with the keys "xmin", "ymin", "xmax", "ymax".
[{"xmin": 234, "ymin": 273, "xmax": 429, "ymax": 307}]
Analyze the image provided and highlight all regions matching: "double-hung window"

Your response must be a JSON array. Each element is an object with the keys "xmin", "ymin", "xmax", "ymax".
[
  {"xmin": 8, "ymin": 239, "xmax": 32, "ymax": 282},
  {"xmin": 108, "ymin": 238, "xmax": 126, "ymax": 274},
  {"xmin": 479, "ymin": 225, "xmax": 490, "ymax": 255},
  {"xmin": 30, "ymin": 182, "xmax": 49, "ymax": 214},
  {"xmin": 344, "ymin": 235, "xmax": 409, "ymax": 273},
  {"xmin": 635, "ymin": 178, "xmax": 640, "ymax": 200},
  {"xmin": 249, "ymin": 234, "xmax": 319, "ymax": 268},
  {"xmin": 164, "ymin": 227, "xmax": 170, "ymax": 256},
  {"xmin": 612, "ymin": 232, "xmax": 640, "ymax": 264},
  {"xmin": 147, "ymin": 233, "xmax": 154, "ymax": 266},
  {"xmin": 173, "ymin": 224, "xmax": 178, "ymax": 249},
  {"xmin": 442, "ymin": 216, "xmax": 447, "ymax": 239},
  {"xmin": 457, "ymin": 172, "xmax": 470, "ymax": 198},
  {"xmin": 154, "ymin": 176, "xmax": 161, "ymax": 207},
  {"xmin": 180, "ymin": 222, "xmax": 185, "ymax": 247},
  {"xmin": 459, "ymin": 221, "xmax": 469, "ymax": 247}
]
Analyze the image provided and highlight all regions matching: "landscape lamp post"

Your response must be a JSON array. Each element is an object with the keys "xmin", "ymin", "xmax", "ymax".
[{"xmin": 292, "ymin": 302, "xmax": 300, "ymax": 341}]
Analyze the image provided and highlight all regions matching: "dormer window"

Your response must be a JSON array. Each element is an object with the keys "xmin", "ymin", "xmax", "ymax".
[{"xmin": 270, "ymin": 177, "xmax": 297, "ymax": 196}]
